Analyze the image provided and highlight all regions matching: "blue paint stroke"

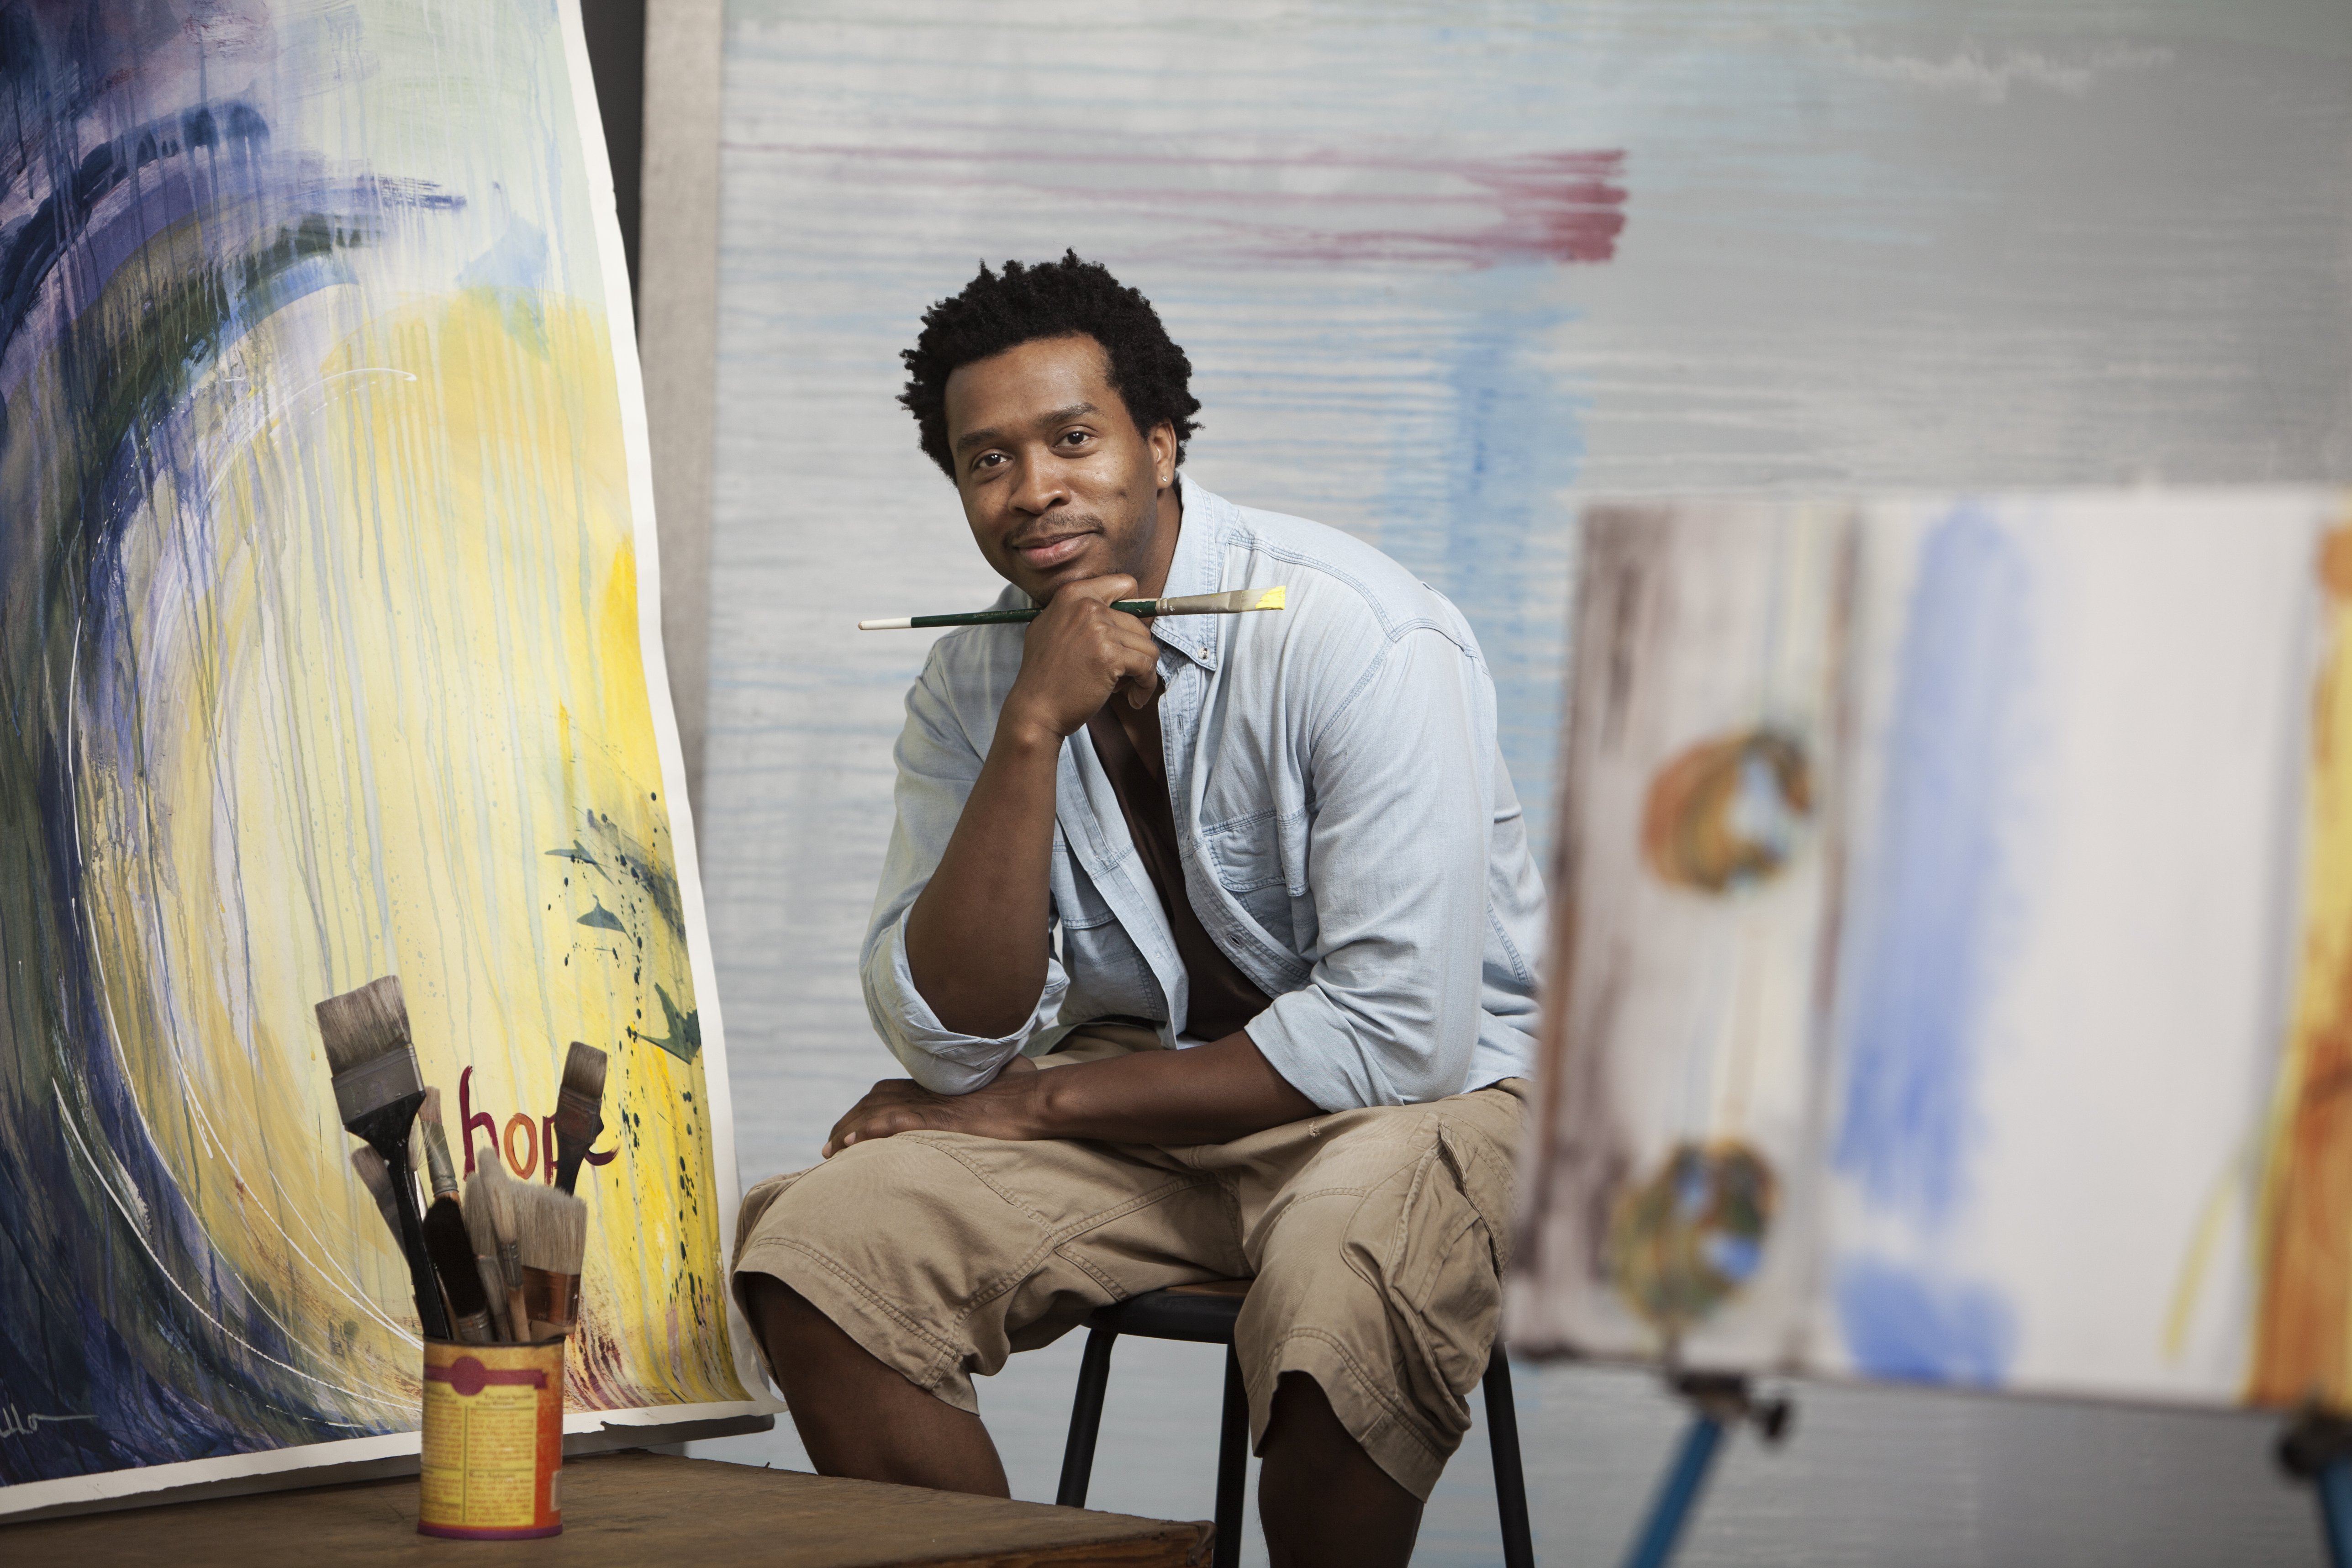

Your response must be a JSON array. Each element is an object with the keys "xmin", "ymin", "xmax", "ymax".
[
  {"xmin": 1834, "ymin": 506, "xmax": 2032, "ymax": 1228},
  {"xmin": 1836, "ymin": 1256, "xmax": 2018, "ymax": 1386},
  {"xmin": 1370, "ymin": 264, "xmax": 1586, "ymax": 866}
]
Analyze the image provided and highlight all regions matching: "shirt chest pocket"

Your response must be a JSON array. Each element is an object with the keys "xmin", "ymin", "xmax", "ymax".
[{"xmin": 1200, "ymin": 808, "xmax": 1312, "ymax": 941}]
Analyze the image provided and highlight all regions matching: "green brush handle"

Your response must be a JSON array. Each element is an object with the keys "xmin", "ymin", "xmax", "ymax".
[{"xmin": 902, "ymin": 600, "xmax": 1157, "ymax": 629}]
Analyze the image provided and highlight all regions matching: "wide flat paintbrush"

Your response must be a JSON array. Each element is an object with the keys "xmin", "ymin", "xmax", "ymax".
[
  {"xmin": 423, "ymin": 1198, "xmax": 495, "ymax": 1345},
  {"xmin": 461, "ymin": 1170, "xmax": 514, "ymax": 1341},
  {"xmin": 316, "ymin": 976, "xmax": 450, "ymax": 1341},
  {"xmin": 515, "ymin": 1182, "xmax": 588, "ymax": 1341},
  {"xmin": 549, "ymin": 1041, "xmax": 608, "ymax": 1196},
  {"xmin": 858, "ymin": 584, "xmax": 1286, "ymax": 631}
]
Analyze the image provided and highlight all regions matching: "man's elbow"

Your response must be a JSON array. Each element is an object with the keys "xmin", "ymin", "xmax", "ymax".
[{"xmin": 890, "ymin": 1041, "xmax": 997, "ymax": 1097}]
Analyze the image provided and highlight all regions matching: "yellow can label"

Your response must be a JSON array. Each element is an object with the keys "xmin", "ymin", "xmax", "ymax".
[{"xmin": 417, "ymin": 1339, "xmax": 565, "ymax": 1538}]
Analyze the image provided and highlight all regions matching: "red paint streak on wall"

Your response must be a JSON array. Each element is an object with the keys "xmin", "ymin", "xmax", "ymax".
[{"xmin": 733, "ymin": 141, "xmax": 1628, "ymax": 268}]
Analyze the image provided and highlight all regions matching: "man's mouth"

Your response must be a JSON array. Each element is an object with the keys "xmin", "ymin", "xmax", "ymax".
[{"xmin": 1008, "ymin": 531, "xmax": 1095, "ymax": 570}]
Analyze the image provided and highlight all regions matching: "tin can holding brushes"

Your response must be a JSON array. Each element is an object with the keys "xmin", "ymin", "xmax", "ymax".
[{"xmin": 417, "ymin": 1337, "xmax": 566, "ymax": 1539}]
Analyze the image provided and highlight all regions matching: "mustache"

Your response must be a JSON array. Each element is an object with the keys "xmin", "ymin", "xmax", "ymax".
[{"xmin": 1002, "ymin": 517, "xmax": 1105, "ymax": 552}]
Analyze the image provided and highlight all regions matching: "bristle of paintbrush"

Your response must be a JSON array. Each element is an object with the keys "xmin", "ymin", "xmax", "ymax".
[
  {"xmin": 462, "ymin": 1168, "xmax": 499, "ymax": 1258},
  {"xmin": 1159, "ymin": 585, "xmax": 1287, "ymax": 615},
  {"xmin": 516, "ymin": 1183, "xmax": 587, "ymax": 1340},
  {"xmin": 423, "ymin": 1197, "xmax": 493, "ymax": 1344},
  {"xmin": 517, "ymin": 1183, "xmax": 587, "ymax": 1275},
  {"xmin": 550, "ymin": 1041, "xmax": 608, "ymax": 1196},
  {"xmin": 417, "ymin": 1086, "xmax": 459, "ymax": 1199},
  {"xmin": 350, "ymin": 1147, "xmax": 401, "ymax": 1242},
  {"xmin": 315, "ymin": 975, "xmax": 412, "ymax": 1078},
  {"xmin": 315, "ymin": 975, "xmax": 448, "ymax": 1341}
]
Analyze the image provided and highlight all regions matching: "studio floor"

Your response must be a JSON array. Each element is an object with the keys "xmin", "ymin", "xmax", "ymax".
[{"xmin": 690, "ymin": 1341, "xmax": 2320, "ymax": 1567}]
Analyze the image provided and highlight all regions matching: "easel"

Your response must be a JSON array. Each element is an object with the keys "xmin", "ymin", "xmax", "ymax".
[
  {"xmin": 2279, "ymin": 1408, "xmax": 2352, "ymax": 1567},
  {"xmin": 1623, "ymin": 1378, "xmax": 2352, "ymax": 1568},
  {"xmin": 1615, "ymin": 1372, "xmax": 1793, "ymax": 1568}
]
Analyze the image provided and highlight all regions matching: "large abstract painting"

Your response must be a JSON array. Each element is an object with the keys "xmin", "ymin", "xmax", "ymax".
[
  {"xmin": 0, "ymin": 1, "xmax": 760, "ymax": 1512},
  {"xmin": 1511, "ymin": 492, "xmax": 2352, "ymax": 1409}
]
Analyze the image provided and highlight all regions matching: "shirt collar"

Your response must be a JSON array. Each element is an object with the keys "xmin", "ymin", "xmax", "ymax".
[{"xmin": 1151, "ymin": 472, "xmax": 1227, "ymax": 672}]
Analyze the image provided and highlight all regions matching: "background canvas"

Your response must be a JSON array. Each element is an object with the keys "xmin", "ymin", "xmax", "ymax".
[{"xmin": 694, "ymin": 0, "xmax": 2352, "ymax": 1561}]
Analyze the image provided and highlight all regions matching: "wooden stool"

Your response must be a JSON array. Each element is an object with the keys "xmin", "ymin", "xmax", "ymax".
[{"xmin": 1055, "ymin": 1278, "xmax": 1535, "ymax": 1568}]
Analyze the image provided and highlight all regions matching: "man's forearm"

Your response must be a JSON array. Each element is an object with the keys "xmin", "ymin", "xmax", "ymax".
[
  {"xmin": 824, "ymin": 1029, "xmax": 1323, "ymax": 1158},
  {"xmin": 903, "ymin": 723, "xmax": 1060, "ymax": 1037},
  {"xmin": 1026, "ymin": 1032, "xmax": 1319, "ymax": 1145}
]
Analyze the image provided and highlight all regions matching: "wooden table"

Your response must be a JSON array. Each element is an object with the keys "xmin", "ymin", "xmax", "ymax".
[{"xmin": 4, "ymin": 1450, "xmax": 1213, "ymax": 1567}]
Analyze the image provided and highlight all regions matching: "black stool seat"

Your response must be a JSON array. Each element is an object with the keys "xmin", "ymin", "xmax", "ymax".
[
  {"xmin": 1056, "ymin": 1279, "xmax": 1535, "ymax": 1568},
  {"xmin": 1086, "ymin": 1278, "xmax": 1253, "ymax": 1342}
]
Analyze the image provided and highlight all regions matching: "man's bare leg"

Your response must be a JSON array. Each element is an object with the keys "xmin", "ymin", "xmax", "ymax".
[
  {"xmin": 746, "ymin": 1274, "xmax": 1010, "ymax": 1495},
  {"xmin": 1258, "ymin": 1371, "xmax": 1424, "ymax": 1568}
]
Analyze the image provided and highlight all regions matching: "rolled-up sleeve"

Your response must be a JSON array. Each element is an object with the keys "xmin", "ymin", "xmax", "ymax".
[
  {"xmin": 1243, "ymin": 627, "xmax": 1494, "ymax": 1110},
  {"xmin": 860, "ymin": 644, "xmax": 1066, "ymax": 1093}
]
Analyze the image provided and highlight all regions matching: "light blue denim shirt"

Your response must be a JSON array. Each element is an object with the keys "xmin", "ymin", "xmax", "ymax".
[{"xmin": 861, "ymin": 475, "xmax": 1546, "ymax": 1112}]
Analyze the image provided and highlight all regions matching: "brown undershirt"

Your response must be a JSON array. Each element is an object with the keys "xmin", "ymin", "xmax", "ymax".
[{"xmin": 1084, "ymin": 695, "xmax": 1272, "ymax": 1042}]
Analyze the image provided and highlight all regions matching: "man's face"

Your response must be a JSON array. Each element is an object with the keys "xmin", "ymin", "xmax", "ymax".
[{"xmin": 942, "ymin": 334, "xmax": 1176, "ymax": 604}]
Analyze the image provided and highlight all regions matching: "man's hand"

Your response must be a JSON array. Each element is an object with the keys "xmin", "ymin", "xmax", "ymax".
[
  {"xmin": 823, "ymin": 1058, "xmax": 1042, "ymax": 1158},
  {"xmin": 1000, "ymin": 575, "xmax": 1163, "ymax": 745}
]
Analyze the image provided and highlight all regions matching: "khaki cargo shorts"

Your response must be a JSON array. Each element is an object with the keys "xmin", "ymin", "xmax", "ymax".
[{"xmin": 731, "ymin": 1023, "xmax": 1528, "ymax": 1500}]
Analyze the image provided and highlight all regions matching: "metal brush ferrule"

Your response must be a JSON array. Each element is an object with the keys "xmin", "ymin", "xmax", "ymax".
[{"xmin": 331, "ymin": 1048, "xmax": 422, "ymax": 1127}]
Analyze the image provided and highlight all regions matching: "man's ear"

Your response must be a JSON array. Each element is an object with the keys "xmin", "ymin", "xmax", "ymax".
[{"xmin": 1150, "ymin": 421, "xmax": 1177, "ymax": 489}]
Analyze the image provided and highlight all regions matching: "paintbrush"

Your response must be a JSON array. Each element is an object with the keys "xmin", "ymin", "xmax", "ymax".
[
  {"xmin": 350, "ymin": 1147, "xmax": 402, "ymax": 1245},
  {"xmin": 417, "ymin": 1086, "xmax": 460, "ymax": 1201},
  {"xmin": 461, "ymin": 1173, "xmax": 514, "ymax": 1341},
  {"xmin": 858, "ymin": 584, "xmax": 1286, "ymax": 631},
  {"xmin": 549, "ymin": 1041, "xmax": 608, "ymax": 1196},
  {"xmin": 515, "ymin": 1182, "xmax": 587, "ymax": 1341},
  {"xmin": 423, "ymin": 1196, "xmax": 496, "ymax": 1345},
  {"xmin": 316, "ymin": 976, "xmax": 451, "ymax": 1341},
  {"xmin": 478, "ymin": 1157, "xmax": 531, "ymax": 1341}
]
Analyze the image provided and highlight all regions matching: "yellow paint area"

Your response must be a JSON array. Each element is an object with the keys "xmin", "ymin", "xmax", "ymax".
[{"xmin": 70, "ymin": 284, "xmax": 744, "ymax": 1422}]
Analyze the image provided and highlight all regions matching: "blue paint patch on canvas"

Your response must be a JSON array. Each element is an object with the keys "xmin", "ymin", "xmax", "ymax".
[
  {"xmin": 1836, "ymin": 1256, "xmax": 2018, "ymax": 1386},
  {"xmin": 1371, "ymin": 264, "xmax": 1586, "ymax": 862},
  {"xmin": 1834, "ymin": 505, "xmax": 2032, "ymax": 1227}
]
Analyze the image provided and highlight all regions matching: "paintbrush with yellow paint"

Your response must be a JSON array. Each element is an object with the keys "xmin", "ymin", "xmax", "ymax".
[{"xmin": 859, "ymin": 584, "xmax": 1286, "ymax": 631}]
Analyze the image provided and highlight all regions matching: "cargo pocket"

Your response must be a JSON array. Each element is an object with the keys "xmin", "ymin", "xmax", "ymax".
[{"xmin": 1376, "ymin": 1116, "xmax": 1514, "ymax": 1429}]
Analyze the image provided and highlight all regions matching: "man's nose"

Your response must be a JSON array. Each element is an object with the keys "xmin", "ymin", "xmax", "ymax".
[{"xmin": 1009, "ymin": 452, "xmax": 1068, "ymax": 515}]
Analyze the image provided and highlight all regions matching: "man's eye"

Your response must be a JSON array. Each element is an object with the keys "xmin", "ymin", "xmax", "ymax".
[{"xmin": 1059, "ymin": 430, "xmax": 1091, "ymax": 447}]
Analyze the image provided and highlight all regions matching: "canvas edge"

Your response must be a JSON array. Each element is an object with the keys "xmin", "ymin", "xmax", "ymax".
[
  {"xmin": 552, "ymin": 0, "xmax": 778, "ymax": 1414},
  {"xmin": 0, "ymin": 1404, "xmax": 775, "ymax": 1522}
]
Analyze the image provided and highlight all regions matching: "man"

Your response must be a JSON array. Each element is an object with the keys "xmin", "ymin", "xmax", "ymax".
[{"xmin": 732, "ymin": 253, "xmax": 1545, "ymax": 1568}]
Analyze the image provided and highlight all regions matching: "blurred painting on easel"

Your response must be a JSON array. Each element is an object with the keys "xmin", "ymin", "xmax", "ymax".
[{"xmin": 1511, "ymin": 491, "xmax": 2352, "ymax": 1410}]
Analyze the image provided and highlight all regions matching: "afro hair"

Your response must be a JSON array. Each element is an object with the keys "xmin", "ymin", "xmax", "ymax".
[{"xmin": 899, "ymin": 251, "xmax": 1201, "ymax": 480}]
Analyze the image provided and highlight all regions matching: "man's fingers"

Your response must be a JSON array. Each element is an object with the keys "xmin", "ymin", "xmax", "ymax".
[
  {"xmin": 838, "ymin": 1104, "xmax": 931, "ymax": 1151},
  {"xmin": 1058, "ymin": 574, "xmax": 1138, "ymax": 606}
]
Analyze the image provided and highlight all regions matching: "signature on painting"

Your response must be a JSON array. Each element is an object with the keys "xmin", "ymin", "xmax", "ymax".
[{"xmin": 0, "ymin": 1404, "xmax": 95, "ymax": 1440}]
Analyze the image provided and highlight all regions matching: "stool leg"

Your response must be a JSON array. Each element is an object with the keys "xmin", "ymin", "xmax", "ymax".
[
  {"xmin": 1056, "ymin": 1325, "xmax": 1118, "ymax": 1508},
  {"xmin": 1213, "ymin": 1343, "xmax": 1249, "ymax": 1568},
  {"xmin": 1482, "ymin": 1353, "xmax": 1535, "ymax": 1568}
]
